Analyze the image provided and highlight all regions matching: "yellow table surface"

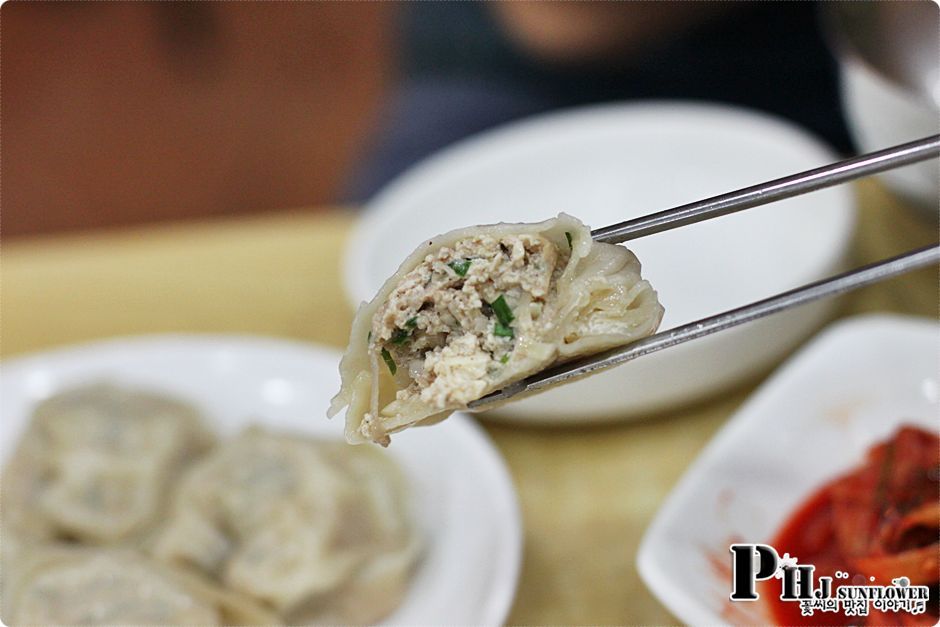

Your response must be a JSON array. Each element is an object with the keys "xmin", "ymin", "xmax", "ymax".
[{"xmin": 2, "ymin": 181, "xmax": 936, "ymax": 624}]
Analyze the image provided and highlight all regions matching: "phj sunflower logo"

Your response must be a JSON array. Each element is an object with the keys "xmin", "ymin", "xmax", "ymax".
[{"xmin": 729, "ymin": 544, "xmax": 931, "ymax": 618}]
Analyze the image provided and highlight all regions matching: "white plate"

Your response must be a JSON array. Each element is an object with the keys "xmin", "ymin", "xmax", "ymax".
[
  {"xmin": 345, "ymin": 102, "xmax": 855, "ymax": 422},
  {"xmin": 0, "ymin": 335, "xmax": 522, "ymax": 626},
  {"xmin": 636, "ymin": 314, "xmax": 939, "ymax": 624}
]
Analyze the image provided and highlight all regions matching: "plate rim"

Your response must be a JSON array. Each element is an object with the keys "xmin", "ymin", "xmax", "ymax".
[{"xmin": 344, "ymin": 99, "xmax": 854, "ymax": 308}]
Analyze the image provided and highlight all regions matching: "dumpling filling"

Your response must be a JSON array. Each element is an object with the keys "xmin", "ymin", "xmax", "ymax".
[
  {"xmin": 376, "ymin": 232, "xmax": 559, "ymax": 408},
  {"xmin": 331, "ymin": 213, "xmax": 664, "ymax": 445}
]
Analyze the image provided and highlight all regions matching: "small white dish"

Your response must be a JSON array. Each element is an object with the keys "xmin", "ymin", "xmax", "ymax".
[
  {"xmin": 826, "ymin": 3, "xmax": 940, "ymax": 210},
  {"xmin": 0, "ymin": 335, "xmax": 522, "ymax": 626},
  {"xmin": 345, "ymin": 102, "xmax": 856, "ymax": 422},
  {"xmin": 636, "ymin": 314, "xmax": 939, "ymax": 624}
]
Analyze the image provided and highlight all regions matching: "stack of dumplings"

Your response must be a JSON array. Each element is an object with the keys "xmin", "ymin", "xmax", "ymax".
[{"xmin": 1, "ymin": 383, "xmax": 420, "ymax": 626}]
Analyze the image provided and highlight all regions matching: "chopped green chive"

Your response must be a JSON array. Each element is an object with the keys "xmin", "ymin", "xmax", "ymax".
[
  {"xmin": 448, "ymin": 259, "xmax": 472, "ymax": 277},
  {"xmin": 367, "ymin": 330, "xmax": 372, "ymax": 343},
  {"xmin": 486, "ymin": 295, "xmax": 514, "ymax": 338},
  {"xmin": 389, "ymin": 318, "xmax": 418, "ymax": 345},
  {"xmin": 500, "ymin": 354, "xmax": 510, "ymax": 364},
  {"xmin": 491, "ymin": 295, "xmax": 514, "ymax": 326},
  {"xmin": 493, "ymin": 322, "xmax": 514, "ymax": 338},
  {"xmin": 565, "ymin": 231, "xmax": 573, "ymax": 249},
  {"xmin": 380, "ymin": 348, "xmax": 397, "ymax": 375}
]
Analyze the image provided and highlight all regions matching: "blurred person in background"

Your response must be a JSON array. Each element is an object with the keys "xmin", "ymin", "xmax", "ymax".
[
  {"xmin": 4, "ymin": 2, "xmax": 852, "ymax": 236},
  {"xmin": 346, "ymin": 2, "xmax": 853, "ymax": 201}
]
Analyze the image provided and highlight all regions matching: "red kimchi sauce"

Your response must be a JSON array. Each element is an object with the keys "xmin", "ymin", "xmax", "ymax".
[{"xmin": 766, "ymin": 426, "xmax": 939, "ymax": 626}]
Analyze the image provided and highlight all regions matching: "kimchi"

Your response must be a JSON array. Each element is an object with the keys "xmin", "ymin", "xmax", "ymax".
[{"xmin": 769, "ymin": 425, "xmax": 939, "ymax": 626}]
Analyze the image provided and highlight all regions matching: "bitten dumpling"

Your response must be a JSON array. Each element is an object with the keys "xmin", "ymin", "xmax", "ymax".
[
  {"xmin": 330, "ymin": 213, "xmax": 664, "ymax": 445},
  {"xmin": 1, "ymin": 383, "xmax": 214, "ymax": 543},
  {"xmin": 150, "ymin": 427, "xmax": 420, "ymax": 625}
]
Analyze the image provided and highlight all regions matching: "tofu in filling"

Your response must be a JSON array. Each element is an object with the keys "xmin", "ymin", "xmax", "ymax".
[{"xmin": 369, "ymin": 233, "xmax": 565, "ymax": 410}]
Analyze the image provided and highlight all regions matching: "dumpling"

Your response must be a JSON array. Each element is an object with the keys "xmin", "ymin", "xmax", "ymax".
[
  {"xmin": 1, "ymin": 383, "xmax": 214, "ymax": 543},
  {"xmin": 4, "ymin": 549, "xmax": 219, "ymax": 625},
  {"xmin": 330, "ymin": 213, "xmax": 664, "ymax": 444},
  {"xmin": 2, "ymin": 546, "xmax": 276, "ymax": 625},
  {"xmin": 150, "ymin": 427, "xmax": 420, "ymax": 625}
]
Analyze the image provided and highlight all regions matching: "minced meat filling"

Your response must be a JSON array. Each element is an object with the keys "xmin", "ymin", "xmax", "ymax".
[{"xmin": 370, "ymin": 233, "xmax": 565, "ymax": 409}]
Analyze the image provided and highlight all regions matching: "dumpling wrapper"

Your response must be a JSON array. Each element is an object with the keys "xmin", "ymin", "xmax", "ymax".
[
  {"xmin": 150, "ymin": 427, "xmax": 420, "ymax": 625},
  {"xmin": 0, "ymin": 383, "xmax": 214, "ymax": 544},
  {"xmin": 330, "ymin": 213, "xmax": 664, "ymax": 445},
  {"xmin": 2, "ymin": 546, "xmax": 276, "ymax": 626}
]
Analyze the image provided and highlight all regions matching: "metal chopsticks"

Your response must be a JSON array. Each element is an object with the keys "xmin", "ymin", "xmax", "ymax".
[
  {"xmin": 468, "ymin": 135, "xmax": 940, "ymax": 410},
  {"xmin": 592, "ymin": 134, "xmax": 940, "ymax": 244},
  {"xmin": 469, "ymin": 244, "xmax": 938, "ymax": 409}
]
